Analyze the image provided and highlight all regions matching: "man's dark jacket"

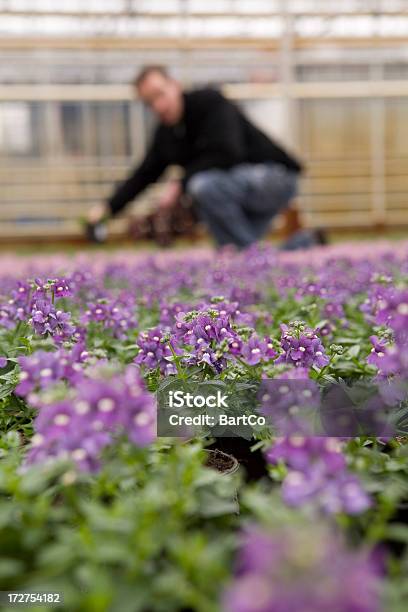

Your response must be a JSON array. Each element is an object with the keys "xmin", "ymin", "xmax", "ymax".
[{"xmin": 108, "ymin": 88, "xmax": 303, "ymax": 216}]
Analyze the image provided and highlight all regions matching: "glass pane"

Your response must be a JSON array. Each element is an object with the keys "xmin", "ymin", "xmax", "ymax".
[
  {"xmin": 299, "ymin": 99, "xmax": 370, "ymax": 160},
  {"xmin": 87, "ymin": 102, "xmax": 131, "ymax": 158},
  {"xmin": 0, "ymin": 103, "xmax": 30, "ymax": 154},
  {"xmin": 61, "ymin": 103, "xmax": 84, "ymax": 156}
]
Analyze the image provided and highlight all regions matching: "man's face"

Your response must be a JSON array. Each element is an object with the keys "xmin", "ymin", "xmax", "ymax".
[{"xmin": 137, "ymin": 71, "xmax": 184, "ymax": 126}]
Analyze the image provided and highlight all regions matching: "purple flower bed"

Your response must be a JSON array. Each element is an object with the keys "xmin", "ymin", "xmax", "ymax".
[{"xmin": 0, "ymin": 241, "xmax": 407, "ymax": 610}]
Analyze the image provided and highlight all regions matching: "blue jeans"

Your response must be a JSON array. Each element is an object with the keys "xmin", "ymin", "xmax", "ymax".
[{"xmin": 186, "ymin": 162, "xmax": 299, "ymax": 248}]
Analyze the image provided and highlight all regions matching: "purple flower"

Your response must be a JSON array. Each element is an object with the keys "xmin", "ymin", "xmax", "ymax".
[
  {"xmin": 17, "ymin": 351, "xmax": 64, "ymax": 396},
  {"xmin": 11, "ymin": 280, "xmax": 31, "ymax": 303},
  {"xmin": 172, "ymin": 309, "xmax": 242, "ymax": 372},
  {"xmin": 135, "ymin": 327, "xmax": 177, "ymax": 374},
  {"xmin": 266, "ymin": 436, "xmax": 346, "ymax": 475},
  {"xmin": 53, "ymin": 278, "xmax": 73, "ymax": 299},
  {"xmin": 208, "ymin": 300, "xmax": 256, "ymax": 327},
  {"xmin": 25, "ymin": 365, "xmax": 156, "ymax": 472},
  {"xmin": 227, "ymin": 336, "xmax": 243, "ymax": 356},
  {"xmin": 27, "ymin": 426, "xmax": 111, "ymax": 473},
  {"xmin": 323, "ymin": 301, "xmax": 344, "ymax": 319},
  {"xmin": 81, "ymin": 298, "xmax": 137, "ymax": 340},
  {"xmin": 320, "ymin": 472, "xmax": 372, "ymax": 515},
  {"xmin": 174, "ymin": 310, "xmax": 233, "ymax": 346},
  {"xmin": 34, "ymin": 399, "xmax": 84, "ymax": 439},
  {"xmin": 315, "ymin": 320, "xmax": 335, "ymax": 339},
  {"xmin": 53, "ymin": 309, "xmax": 76, "ymax": 343},
  {"xmin": 30, "ymin": 298, "xmax": 55, "ymax": 334},
  {"xmin": 375, "ymin": 287, "xmax": 408, "ymax": 343},
  {"xmin": 0, "ymin": 303, "xmax": 18, "ymax": 329},
  {"xmin": 223, "ymin": 526, "xmax": 383, "ymax": 612},
  {"xmin": 191, "ymin": 345, "xmax": 225, "ymax": 372},
  {"xmin": 241, "ymin": 334, "xmax": 276, "ymax": 366},
  {"xmin": 276, "ymin": 323, "xmax": 329, "ymax": 369},
  {"xmin": 159, "ymin": 301, "xmax": 192, "ymax": 327},
  {"xmin": 16, "ymin": 344, "xmax": 88, "ymax": 397},
  {"xmin": 0, "ymin": 356, "xmax": 7, "ymax": 368},
  {"xmin": 107, "ymin": 300, "xmax": 138, "ymax": 339},
  {"xmin": 31, "ymin": 278, "xmax": 49, "ymax": 300},
  {"xmin": 277, "ymin": 366, "xmax": 311, "ymax": 380},
  {"xmin": 281, "ymin": 465, "xmax": 371, "ymax": 515},
  {"xmin": 368, "ymin": 335, "xmax": 389, "ymax": 361},
  {"xmin": 31, "ymin": 277, "xmax": 73, "ymax": 300},
  {"xmin": 0, "ymin": 282, "xmax": 30, "ymax": 328},
  {"xmin": 82, "ymin": 302, "xmax": 108, "ymax": 323},
  {"xmin": 122, "ymin": 365, "xmax": 157, "ymax": 446},
  {"xmin": 367, "ymin": 335, "xmax": 396, "ymax": 372},
  {"xmin": 266, "ymin": 437, "xmax": 371, "ymax": 515},
  {"xmin": 29, "ymin": 297, "xmax": 75, "ymax": 340},
  {"xmin": 367, "ymin": 335, "xmax": 408, "ymax": 378}
]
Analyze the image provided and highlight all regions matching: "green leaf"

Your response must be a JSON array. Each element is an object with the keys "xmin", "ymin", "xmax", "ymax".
[
  {"xmin": 0, "ymin": 384, "xmax": 14, "ymax": 400},
  {"xmin": 348, "ymin": 345, "xmax": 361, "ymax": 358}
]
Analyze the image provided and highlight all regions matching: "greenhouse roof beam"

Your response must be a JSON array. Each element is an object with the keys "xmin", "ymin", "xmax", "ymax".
[
  {"xmin": 2, "ymin": 11, "xmax": 408, "ymax": 17},
  {"xmin": 1, "ymin": 37, "xmax": 408, "ymax": 51}
]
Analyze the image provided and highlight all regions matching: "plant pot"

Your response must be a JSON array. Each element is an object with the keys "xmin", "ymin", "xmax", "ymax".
[
  {"xmin": 204, "ymin": 449, "xmax": 239, "ymax": 476},
  {"xmin": 208, "ymin": 438, "xmax": 269, "ymax": 481}
]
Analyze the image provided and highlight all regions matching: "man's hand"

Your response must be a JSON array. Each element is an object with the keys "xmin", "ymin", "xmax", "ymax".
[
  {"xmin": 87, "ymin": 202, "xmax": 109, "ymax": 225},
  {"xmin": 157, "ymin": 180, "xmax": 182, "ymax": 210}
]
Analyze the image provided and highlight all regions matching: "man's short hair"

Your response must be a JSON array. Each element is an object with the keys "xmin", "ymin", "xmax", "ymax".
[{"xmin": 133, "ymin": 65, "xmax": 170, "ymax": 88}]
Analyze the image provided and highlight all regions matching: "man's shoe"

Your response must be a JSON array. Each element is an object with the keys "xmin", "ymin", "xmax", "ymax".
[
  {"xmin": 85, "ymin": 221, "xmax": 108, "ymax": 244},
  {"xmin": 280, "ymin": 228, "xmax": 328, "ymax": 251},
  {"xmin": 314, "ymin": 228, "xmax": 328, "ymax": 245}
]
